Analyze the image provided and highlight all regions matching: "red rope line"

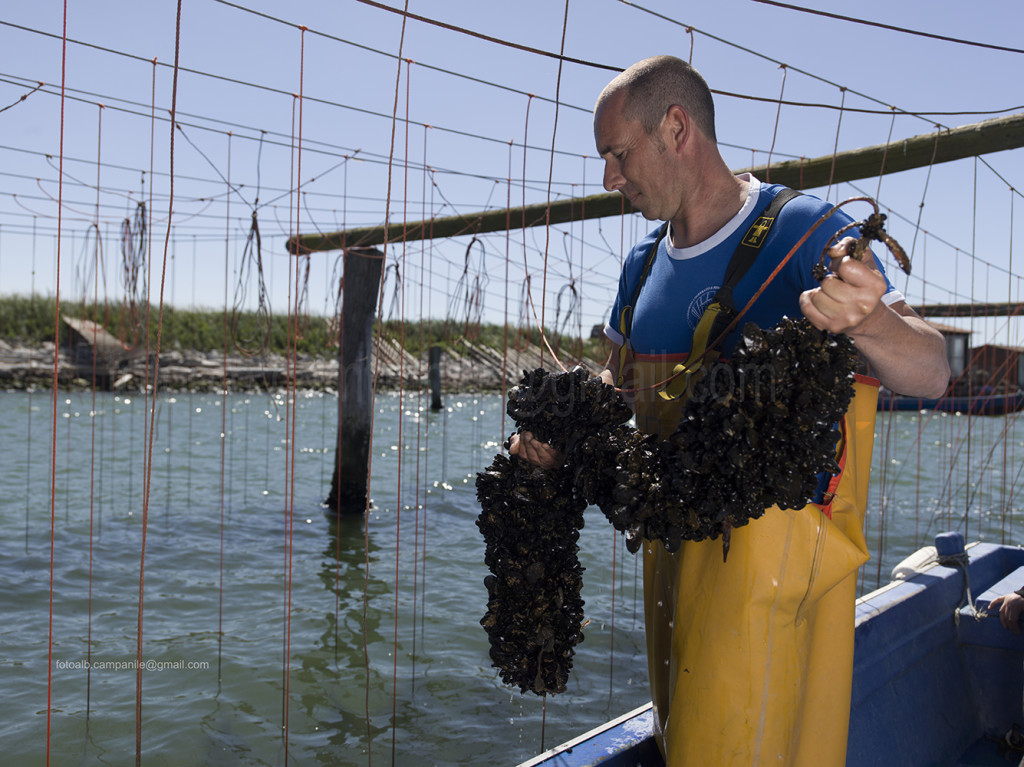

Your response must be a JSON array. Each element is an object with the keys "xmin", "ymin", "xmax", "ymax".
[
  {"xmin": 86, "ymin": 99, "xmax": 103, "ymax": 723},
  {"xmin": 283, "ymin": 28, "xmax": 307, "ymax": 761},
  {"xmin": 359, "ymin": 4, "xmax": 410, "ymax": 763},
  {"xmin": 502, "ymin": 141, "xmax": 513, "ymax": 447},
  {"xmin": 45, "ymin": 3, "xmax": 68, "ymax": 762},
  {"xmin": 282, "ymin": 93, "xmax": 297, "ymax": 750},
  {"xmin": 136, "ymin": 3, "xmax": 182, "ymax": 763},
  {"xmin": 915, "ymin": 235, "xmax": 928, "ymax": 546},
  {"xmin": 410, "ymin": 115, "xmax": 427, "ymax": 691},
  {"xmin": 577, "ymin": 163, "xmax": 588, "ymax": 362},
  {"xmin": 219, "ymin": 133, "xmax": 232, "ymax": 685},
  {"xmin": 391, "ymin": 55, "xmax": 412, "ymax": 762},
  {"xmin": 419, "ymin": 130, "xmax": 435, "ymax": 648},
  {"xmin": 509, "ymin": 87, "xmax": 570, "ymax": 375},
  {"xmin": 354, "ymin": 0, "xmax": 619, "ymax": 72},
  {"xmin": 331, "ymin": 167, "xmax": 349, "ymax": 659},
  {"xmin": 539, "ymin": 0, "xmax": 571, "ymax": 351},
  {"xmin": 1005, "ymin": 189, "xmax": 1016, "ymax": 538},
  {"xmin": 609, "ymin": 525, "xmax": 617, "ymax": 699},
  {"xmin": 968, "ymin": 158, "xmax": 978, "ymax": 539},
  {"xmin": 518, "ymin": 94, "xmax": 533, "ymax": 357},
  {"xmin": 751, "ymin": 0, "xmax": 1024, "ymax": 56}
]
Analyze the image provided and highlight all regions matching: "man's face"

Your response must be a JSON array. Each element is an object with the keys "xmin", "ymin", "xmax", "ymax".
[{"xmin": 594, "ymin": 89, "xmax": 673, "ymax": 222}]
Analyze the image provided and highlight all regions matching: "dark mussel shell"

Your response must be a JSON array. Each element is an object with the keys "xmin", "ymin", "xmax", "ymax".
[{"xmin": 477, "ymin": 319, "xmax": 858, "ymax": 693}]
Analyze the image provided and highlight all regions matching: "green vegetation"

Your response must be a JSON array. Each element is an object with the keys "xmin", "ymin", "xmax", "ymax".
[
  {"xmin": 0, "ymin": 295, "xmax": 334, "ymax": 355},
  {"xmin": 0, "ymin": 294, "xmax": 610, "ymax": 362}
]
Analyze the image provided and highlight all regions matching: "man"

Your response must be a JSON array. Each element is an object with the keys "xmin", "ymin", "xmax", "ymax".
[{"xmin": 512, "ymin": 55, "xmax": 949, "ymax": 765}]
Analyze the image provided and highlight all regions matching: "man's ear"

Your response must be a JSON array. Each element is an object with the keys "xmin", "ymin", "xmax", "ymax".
[{"xmin": 663, "ymin": 104, "xmax": 690, "ymax": 152}]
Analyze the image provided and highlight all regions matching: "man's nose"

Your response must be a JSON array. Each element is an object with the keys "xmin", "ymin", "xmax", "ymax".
[{"xmin": 603, "ymin": 160, "xmax": 624, "ymax": 192}]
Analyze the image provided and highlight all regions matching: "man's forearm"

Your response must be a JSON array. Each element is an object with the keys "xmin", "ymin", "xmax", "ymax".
[{"xmin": 851, "ymin": 304, "xmax": 950, "ymax": 398}]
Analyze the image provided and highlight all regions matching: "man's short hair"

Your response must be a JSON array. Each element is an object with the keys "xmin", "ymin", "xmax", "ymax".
[{"xmin": 600, "ymin": 55, "xmax": 717, "ymax": 143}]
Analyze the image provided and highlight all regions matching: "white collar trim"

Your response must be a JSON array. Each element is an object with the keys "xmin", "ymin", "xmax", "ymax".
[{"xmin": 665, "ymin": 174, "xmax": 761, "ymax": 261}]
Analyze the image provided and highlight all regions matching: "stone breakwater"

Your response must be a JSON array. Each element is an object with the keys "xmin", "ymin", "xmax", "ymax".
[{"xmin": 0, "ymin": 337, "xmax": 603, "ymax": 393}]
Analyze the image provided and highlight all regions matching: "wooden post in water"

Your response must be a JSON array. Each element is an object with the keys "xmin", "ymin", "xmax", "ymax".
[
  {"xmin": 326, "ymin": 247, "xmax": 385, "ymax": 515},
  {"xmin": 428, "ymin": 345, "xmax": 443, "ymax": 411}
]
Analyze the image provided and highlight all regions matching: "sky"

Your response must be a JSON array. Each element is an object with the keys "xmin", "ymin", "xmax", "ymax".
[{"xmin": 0, "ymin": 0, "xmax": 1022, "ymax": 349}]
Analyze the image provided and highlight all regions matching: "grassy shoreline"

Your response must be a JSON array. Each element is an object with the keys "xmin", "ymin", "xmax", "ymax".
[{"xmin": 0, "ymin": 295, "xmax": 609, "ymax": 392}]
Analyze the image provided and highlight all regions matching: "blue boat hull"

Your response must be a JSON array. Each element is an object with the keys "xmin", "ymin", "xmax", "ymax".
[
  {"xmin": 522, "ymin": 539, "xmax": 1024, "ymax": 767},
  {"xmin": 877, "ymin": 391, "xmax": 1024, "ymax": 415}
]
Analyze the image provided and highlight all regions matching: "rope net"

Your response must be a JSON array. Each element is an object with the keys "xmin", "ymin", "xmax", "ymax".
[{"xmin": 0, "ymin": 2, "xmax": 1022, "ymax": 766}]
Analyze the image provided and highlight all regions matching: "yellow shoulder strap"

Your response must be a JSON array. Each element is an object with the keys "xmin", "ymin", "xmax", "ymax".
[
  {"xmin": 656, "ymin": 300, "xmax": 723, "ymax": 401},
  {"xmin": 658, "ymin": 188, "xmax": 802, "ymax": 401}
]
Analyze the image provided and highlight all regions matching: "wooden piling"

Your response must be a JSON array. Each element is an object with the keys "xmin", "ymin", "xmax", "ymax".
[
  {"xmin": 428, "ymin": 345, "xmax": 443, "ymax": 411},
  {"xmin": 325, "ymin": 247, "xmax": 385, "ymax": 516}
]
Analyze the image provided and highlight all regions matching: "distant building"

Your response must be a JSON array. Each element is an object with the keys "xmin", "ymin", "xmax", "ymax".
[
  {"xmin": 969, "ymin": 343, "xmax": 1024, "ymax": 391},
  {"xmin": 918, "ymin": 320, "xmax": 1023, "ymax": 394},
  {"xmin": 923, "ymin": 320, "xmax": 972, "ymax": 382}
]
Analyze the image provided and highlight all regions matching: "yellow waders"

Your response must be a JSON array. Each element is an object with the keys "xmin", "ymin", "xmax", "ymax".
[{"xmin": 629, "ymin": 355, "xmax": 878, "ymax": 766}]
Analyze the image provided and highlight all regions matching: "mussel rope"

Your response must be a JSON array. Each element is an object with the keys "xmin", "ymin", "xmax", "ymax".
[{"xmin": 617, "ymin": 196, "xmax": 877, "ymax": 398}]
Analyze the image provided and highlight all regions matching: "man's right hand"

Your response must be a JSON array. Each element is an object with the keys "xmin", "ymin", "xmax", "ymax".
[{"xmin": 508, "ymin": 431, "xmax": 563, "ymax": 470}]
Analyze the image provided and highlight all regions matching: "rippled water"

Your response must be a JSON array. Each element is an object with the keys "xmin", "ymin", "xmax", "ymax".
[
  {"xmin": 1, "ymin": 389, "xmax": 1021, "ymax": 766},
  {"xmin": 1, "ymin": 390, "xmax": 650, "ymax": 766}
]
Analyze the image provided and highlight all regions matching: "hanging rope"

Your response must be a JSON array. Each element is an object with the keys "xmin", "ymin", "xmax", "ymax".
[
  {"xmin": 119, "ymin": 199, "xmax": 147, "ymax": 350},
  {"xmin": 824, "ymin": 86, "xmax": 847, "ymax": 202},
  {"xmin": 553, "ymin": 232, "xmax": 581, "ymax": 358},
  {"xmin": 444, "ymin": 236, "xmax": 488, "ymax": 341},
  {"xmin": 765, "ymin": 64, "xmax": 787, "ymax": 183},
  {"xmin": 230, "ymin": 209, "xmax": 272, "ymax": 356},
  {"xmin": 906, "ymin": 126, "xmax": 943, "ymax": 267},
  {"xmin": 875, "ymin": 107, "xmax": 898, "ymax": 202},
  {"xmin": 0, "ymin": 79, "xmax": 44, "ymax": 114}
]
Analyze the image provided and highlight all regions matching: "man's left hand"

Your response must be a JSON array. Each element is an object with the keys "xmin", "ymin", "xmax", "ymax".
[{"xmin": 989, "ymin": 593, "xmax": 1024, "ymax": 634}]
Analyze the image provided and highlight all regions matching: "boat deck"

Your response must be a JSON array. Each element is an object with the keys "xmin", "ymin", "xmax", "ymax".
[{"xmin": 520, "ymin": 539, "xmax": 1024, "ymax": 767}]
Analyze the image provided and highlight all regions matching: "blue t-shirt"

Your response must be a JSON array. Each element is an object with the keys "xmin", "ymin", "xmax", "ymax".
[
  {"xmin": 604, "ymin": 176, "xmax": 902, "ymax": 503},
  {"xmin": 604, "ymin": 176, "xmax": 903, "ymax": 358}
]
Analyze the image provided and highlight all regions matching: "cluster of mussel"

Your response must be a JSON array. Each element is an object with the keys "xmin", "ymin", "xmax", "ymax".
[
  {"xmin": 475, "ymin": 367, "xmax": 633, "ymax": 694},
  {"xmin": 609, "ymin": 317, "xmax": 858, "ymax": 553},
  {"xmin": 476, "ymin": 317, "xmax": 857, "ymax": 694}
]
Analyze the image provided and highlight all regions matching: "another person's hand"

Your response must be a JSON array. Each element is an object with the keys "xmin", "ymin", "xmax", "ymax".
[
  {"xmin": 988, "ymin": 592, "xmax": 1024, "ymax": 634},
  {"xmin": 508, "ymin": 431, "xmax": 563, "ymax": 470},
  {"xmin": 800, "ymin": 236, "xmax": 888, "ymax": 336}
]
